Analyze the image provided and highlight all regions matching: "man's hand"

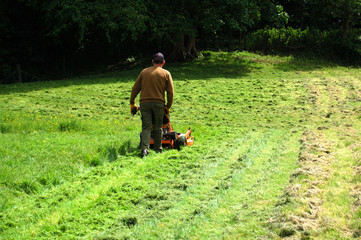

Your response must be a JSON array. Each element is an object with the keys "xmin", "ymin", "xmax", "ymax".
[
  {"xmin": 164, "ymin": 106, "xmax": 170, "ymax": 115},
  {"xmin": 131, "ymin": 104, "xmax": 139, "ymax": 115}
]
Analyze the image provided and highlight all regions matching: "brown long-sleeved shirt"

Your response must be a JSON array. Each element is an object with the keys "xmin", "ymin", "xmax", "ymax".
[{"xmin": 130, "ymin": 66, "xmax": 174, "ymax": 108}]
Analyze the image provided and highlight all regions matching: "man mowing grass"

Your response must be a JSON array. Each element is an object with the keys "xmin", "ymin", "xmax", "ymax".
[{"xmin": 130, "ymin": 52, "xmax": 174, "ymax": 157}]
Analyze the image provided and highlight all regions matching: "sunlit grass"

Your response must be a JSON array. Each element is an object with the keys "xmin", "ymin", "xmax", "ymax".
[{"xmin": 0, "ymin": 51, "xmax": 360, "ymax": 239}]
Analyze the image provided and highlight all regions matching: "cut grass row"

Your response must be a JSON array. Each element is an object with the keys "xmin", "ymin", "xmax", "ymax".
[{"xmin": 1, "ymin": 129, "xmax": 299, "ymax": 239}]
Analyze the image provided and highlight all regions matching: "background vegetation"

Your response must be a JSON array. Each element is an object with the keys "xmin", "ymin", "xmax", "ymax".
[{"xmin": 1, "ymin": 0, "xmax": 360, "ymax": 83}]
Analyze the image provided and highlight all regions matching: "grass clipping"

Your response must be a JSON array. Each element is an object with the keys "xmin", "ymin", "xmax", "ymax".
[{"xmin": 270, "ymin": 130, "xmax": 334, "ymax": 238}]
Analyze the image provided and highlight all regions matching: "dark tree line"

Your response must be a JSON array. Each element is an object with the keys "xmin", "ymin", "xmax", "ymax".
[{"xmin": 1, "ymin": 0, "xmax": 360, "ymax": 83}]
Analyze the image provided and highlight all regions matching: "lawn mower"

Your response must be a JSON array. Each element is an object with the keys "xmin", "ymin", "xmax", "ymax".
[{"xmin": 131, "ymin": 105, "xmax": 194, "ymax": 149}]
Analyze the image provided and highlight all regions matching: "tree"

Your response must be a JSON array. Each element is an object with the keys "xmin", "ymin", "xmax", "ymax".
[
  {"xmin": 325, "ymin": 0, "xmax": 361, "ymax": 36},
  {"xmin": 18, "ymin": 0, "xmax": 150, "ymax": 72},
  {"xmin": 147, "ymin": 0, "xmax": 208, "ymax": 61},
  {"xmin": 0, "ymin": 0, "xmax": 47, "ymax": 83},
  {"xmin": 278, "ymin": 0, "xmax": 361, "ymax": 35},
  {"xmin": 147, "ymin": 0, "xmax": 263, "ymax": 61}
]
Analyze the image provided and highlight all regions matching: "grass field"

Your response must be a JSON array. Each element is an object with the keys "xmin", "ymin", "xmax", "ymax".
[{"xmin": 0, "ymin": 51, "xmax": 360, "ymax": 239}]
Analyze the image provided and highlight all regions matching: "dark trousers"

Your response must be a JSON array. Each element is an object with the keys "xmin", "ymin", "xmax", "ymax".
[{"xmin": 140, "ymin": 102, "xmax": 164, "ymax": 152}]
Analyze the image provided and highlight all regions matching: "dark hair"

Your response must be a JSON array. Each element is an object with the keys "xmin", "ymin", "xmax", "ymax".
[{"xmin": 152, "ymin": 52, "xmax": 165, "ymax": 64}]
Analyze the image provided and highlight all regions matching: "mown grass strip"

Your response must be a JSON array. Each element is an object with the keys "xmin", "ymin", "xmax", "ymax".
[
  {"xmin": 110, "ymin": 130, "xmax": 300, "ymax": 240},
  {"xmin": 180, "ymin": 131, "xmax": 299, "ymax": 239},
  {"xmin": 268, "ymin": 66, "xmax": 361, "ymax": 239}
]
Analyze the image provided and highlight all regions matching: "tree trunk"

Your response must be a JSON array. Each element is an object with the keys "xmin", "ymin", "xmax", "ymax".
[
  {"xmin": 62, "ymin": 54, "xmax": 66, "ymax": 74},
  {"xmin": 185, "ymin": 36, "xmax": 199, "ymax": 59},
  {"xmin": 342, "ymin": 18, "xmax": 350, "ymax": 37},
  {"xmin": 168, "ymin": 34, "xmax": 199, "ymax": 62},
  {"xmin": 16, "ymin": 64, "xmax": 22, "ymax": 83},
  {"xmin": 168, "ymin": 40, "xmax": 187, "ymax": 62}
]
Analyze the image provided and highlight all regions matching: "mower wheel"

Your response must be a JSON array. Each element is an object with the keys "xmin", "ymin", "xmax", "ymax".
[
  {"xmin": 178, "ymin": 136, "xmax": 186, "ymax": 146},
  {"xmin": 170, "ymin": 131, "xmax": 177, "ymax": 140}
]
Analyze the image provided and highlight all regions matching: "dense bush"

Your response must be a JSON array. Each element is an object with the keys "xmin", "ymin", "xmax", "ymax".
[
  {"xmin": 326, "ymin": 29, "xmax": 361, "ymax": 63},
  {"xmin": 244, "ymin": 27, "xmax": 309, "ymax": 51},
  {"xmin": 244, "ymin": 27, "xmax": 361, "ymax": 63}
]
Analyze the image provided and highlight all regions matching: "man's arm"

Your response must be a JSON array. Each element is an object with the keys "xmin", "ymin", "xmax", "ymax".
[
  {"xmin": 130, "ymin": 74, "xmax": 142, "ymax": 104},
  {"xmin": 165, "ymin": 73, "xmax": 174, "ymax": 109}
]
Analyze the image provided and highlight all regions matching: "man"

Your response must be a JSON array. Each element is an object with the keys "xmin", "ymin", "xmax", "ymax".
[{"xmin": 130, "ymin": 53, "xmax": 174, "ymax": 157}]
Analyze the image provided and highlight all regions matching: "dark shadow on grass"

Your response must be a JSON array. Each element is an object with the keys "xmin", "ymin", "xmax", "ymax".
[
  {"xmin": 4, "ymin": 50, "xmax": 352, "ymax": 95},
  {"xmin": 0, "ymin": 51, "xmax": 255, "ymax": 95},
  {"xmin": 168, "ymin": 51, "xmax": 254, "ymax": 81},
  {"xmin": 0, "ymin": 67, "xmax": 142, "ymax": 95},
  {"xmin": 258, "ymin": 51, "xmax": 360, "ymax": 72},
  {"xmin": 274, "ymin": 56, "xmax": 337, "ymax": 72}
]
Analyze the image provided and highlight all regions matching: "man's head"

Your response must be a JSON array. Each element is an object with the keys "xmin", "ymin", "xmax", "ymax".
[{"xmin": 152, "ymin": 52, "xmax": 165, "ymax": 65}]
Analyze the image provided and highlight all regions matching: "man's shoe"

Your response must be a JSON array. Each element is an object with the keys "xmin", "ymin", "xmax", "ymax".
[
  {"xmin": 141, "ymin": 150, "xmax": 149, "ymax": 158},
  {"xmin": 155, "ymin": 150, "xmax": 163, "ymax": 154}
]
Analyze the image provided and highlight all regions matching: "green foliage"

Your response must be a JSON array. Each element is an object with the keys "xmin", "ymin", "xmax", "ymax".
[
  {"xmin": 148, "ymin": 0, "xmax": 262, "ymax": 49},
  {"xmin": 23, "ymin": 0, "xmax": 149, "ymax": 45},
  {"xmin": 325, "ymin": 29, "xmax": 361, "ymax": 63},
  {"xmin": 280, "ymin": 0, "xmax": 361, "ymax": 32},
  {"xmin": 245, "ymin": 27, "xmax": 309, "ymax": 51},
  {"xmin": 244, "ymin": 27, "xmax": 361, "ymax": 63}
]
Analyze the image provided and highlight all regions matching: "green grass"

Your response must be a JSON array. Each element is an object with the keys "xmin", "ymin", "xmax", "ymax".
[{"xmin": 0, "ymin": 51, "xmax": 360, "ymax": 239}]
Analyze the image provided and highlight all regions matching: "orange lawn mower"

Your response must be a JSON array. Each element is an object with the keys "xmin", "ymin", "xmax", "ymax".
[{"xmin": 132, "ymin": 105, "xmax": 194, "ymax": 149}]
